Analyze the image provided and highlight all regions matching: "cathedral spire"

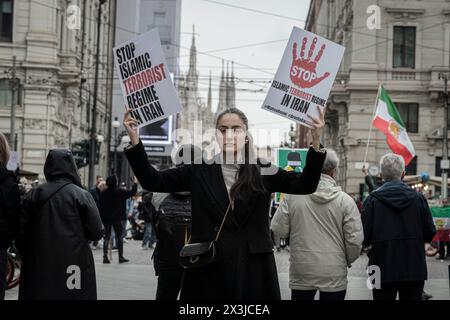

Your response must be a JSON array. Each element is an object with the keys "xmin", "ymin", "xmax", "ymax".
[
  {"xmin": 188, "ymin": 24, "xmax": 197, "ymax": 80},
  {"xmin": 229, "ymin": 61, "xmax": 236, "ymax": 108},
  {"xmin": 225, "ymin": 61, "xmax": 230, "ymax": 107},
  {"xmin": 217, "ymin": 59, "xmax": 227, "ymax": 114},
  {"xmin": 231, "ymin": 60, "xmax": 234, "ymax": 79},
  {"xmin": 207, "ymin": 71, "xmax": 212, "ymax": 111},
  {"xmin": 226, "ymin": 61, "xmax": 229, "ymax": 83}
]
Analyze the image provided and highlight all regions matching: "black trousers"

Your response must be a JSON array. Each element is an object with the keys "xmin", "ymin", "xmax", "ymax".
[
  {"xmin": 155, "ymin": 267, "xmax": 184, "ymax": 300},
  {"xmin": 292, "ymin": 289, "xmax": 346, "ymax": 301},
  {"xmin": 103, "ymin": 222, "xmax": 124, "ymax": 259},
  {"xmin": 0, "ymin": 249, "xmax": 7, "ymax": 300},
  {"xmin": 438, "ymin": 241, "xmax": 450, "ymax": 259},
  {"xmin": 372, "ymin": 281, "xmax": 424, "ymax": 300}
]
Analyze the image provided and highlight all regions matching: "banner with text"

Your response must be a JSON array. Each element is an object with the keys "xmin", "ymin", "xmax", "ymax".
[{"xmin": 114, "ymin": 29, "xmax": 182, "ymax": 128}]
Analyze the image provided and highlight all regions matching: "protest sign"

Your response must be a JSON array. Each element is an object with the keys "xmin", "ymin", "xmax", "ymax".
[
  {"xmin": 114, "ymin": 29, "xmax": 182, "ymax": 128},
  {"xmin": 262, "ymin": 27, "xmax": 345, "ymax": 128}
]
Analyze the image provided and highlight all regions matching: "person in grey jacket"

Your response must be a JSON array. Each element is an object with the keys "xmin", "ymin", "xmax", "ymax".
[{"xmin": 271, "ymin": 149, "xmax": 363, "ymax": 300}]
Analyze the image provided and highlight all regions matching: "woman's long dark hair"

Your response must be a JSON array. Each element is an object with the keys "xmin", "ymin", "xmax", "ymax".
[{"xmin": 215, "ymin": 108, "xmax": 267, "ymax": 201}]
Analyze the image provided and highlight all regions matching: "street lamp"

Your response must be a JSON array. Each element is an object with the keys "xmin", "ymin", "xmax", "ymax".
[
  {"xmin": 112, "ymin": 117, "xmax": 120, "ymax": 175},
  {"xmin": 112, "ymin": 117, "xmax": 121, "ymax": 129},
  {"xmin": 121, "ymin": 135, "xmax": 131, "ymax": 144},
  {"xmin": 96, "ymin": 134, "xmax": 104, "ymax": 144}
]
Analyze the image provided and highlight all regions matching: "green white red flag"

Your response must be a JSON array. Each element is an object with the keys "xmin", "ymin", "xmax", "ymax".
[{"xmin": 372, "ymin": 85, "xmax": 416, "ymax": 165}]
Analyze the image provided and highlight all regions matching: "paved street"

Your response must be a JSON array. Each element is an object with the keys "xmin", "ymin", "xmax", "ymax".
[{"xmin": 5, "ymin": 239, "xmax": 450, "ymax": 300}]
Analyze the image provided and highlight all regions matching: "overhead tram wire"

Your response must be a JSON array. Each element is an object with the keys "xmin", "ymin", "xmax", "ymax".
[
  {"xmin": 29, "ymin": 0, "xmax": 450, "ymax": 78},
  {"xmin": 30, "ymin": 1, "xmax": 450, "ymax": 58},
  {"xmin": 26, "ymin": 3, "xmax": 450, "ymax": 89},
  {"xmin": 199, "ymin": 0, "xmax": 446, "ymax": 32},
  {"xmin": 165, "ymin": 38, "xmax": 289, "ymax": 60},
  {"xmin": 77, "ymin": 15, "xmax": 450, "ymax": 85},
  {"xmin": 32, "ymin": 0, "xmax": 450, "ymax": 52}
]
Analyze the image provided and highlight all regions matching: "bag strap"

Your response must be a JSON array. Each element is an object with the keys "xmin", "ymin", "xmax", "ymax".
[
  {"xmin": 214, "ymin": 201, "xmax": 232, "ymax": 242},
  {"xmin": 185, "ymin": 200, "xmax": 232, "ymax": 245}
]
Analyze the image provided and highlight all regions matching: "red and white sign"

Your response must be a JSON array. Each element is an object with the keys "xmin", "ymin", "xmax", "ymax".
[{"xmin": 262, "ymin": 27, "xmax": 345, "ymax": 128}]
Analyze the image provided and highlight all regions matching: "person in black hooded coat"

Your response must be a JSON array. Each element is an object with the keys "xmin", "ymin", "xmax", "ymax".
[{"xmin": 16, "ymin": 149, "xmax": 104, "ymax": 300}]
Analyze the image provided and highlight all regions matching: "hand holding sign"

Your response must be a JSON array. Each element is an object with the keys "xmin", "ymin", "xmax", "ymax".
[
  {"xmin": 308, "ymin": 106, "xmax": 325, "ymax": 151},
  {"xmin": 123, "ymin": 109, "xmax": 140, "ymax": 146},
  {"xmin": 290, "ymin": 37, "xmax": 330, "ymax": 89}
]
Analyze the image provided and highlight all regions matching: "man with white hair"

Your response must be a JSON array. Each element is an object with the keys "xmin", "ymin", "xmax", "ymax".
[
  {"xmin": 362, "ymin": 153, "xmax": 436, "ymax": 300},
  {"xmin": 271, "ymin": 149, "xmax": 363, "ymax": 300}
]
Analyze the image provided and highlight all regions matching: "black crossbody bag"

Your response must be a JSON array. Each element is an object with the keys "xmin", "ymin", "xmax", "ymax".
[{"xmin": 179, "ymin": 202, "xmax": 231, "ymax": 269}]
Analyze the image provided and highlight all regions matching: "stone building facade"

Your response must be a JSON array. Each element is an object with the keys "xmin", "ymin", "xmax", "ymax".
[{"xmin": 0, "ymin": 0, "xmax": 116, "ymax": 186}]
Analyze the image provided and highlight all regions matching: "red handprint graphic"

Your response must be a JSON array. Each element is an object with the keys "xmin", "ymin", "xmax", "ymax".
[{"xmin": 290, "ymin": 37, "xmax": 330, "ymax": 89}]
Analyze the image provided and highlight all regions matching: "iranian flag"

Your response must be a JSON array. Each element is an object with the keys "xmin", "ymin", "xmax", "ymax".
[{"xmin": 372, "ymin": 86, "xmax": 416, "ymax": 165}]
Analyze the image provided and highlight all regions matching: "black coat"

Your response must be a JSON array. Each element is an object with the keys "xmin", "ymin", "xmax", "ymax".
[
  {"xmin": 17, "ymin": 150, "xmax": 104, "ymax": 300},
  {"xmin": 0, "ymin": 165, "xmax": 21, "ymax": 249},
  {"xmin": 362, "ymin": 180, "xmax": 436, "ymax": 284},
  {"xmin": 99, "ymin": 183, "xmax": 137, "ymax": 224},
  {"xmin": 89, "ymin": 187, "xmax": 101, "ymax": 208},
  {"xmin": 125, "ymin": 140, "xmax": 326, "ymax": 300}
]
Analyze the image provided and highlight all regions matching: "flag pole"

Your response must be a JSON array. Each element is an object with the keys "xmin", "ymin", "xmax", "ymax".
[{"xmin": 363, "ymin": 84, "xmax": 382, "ymax": 166}]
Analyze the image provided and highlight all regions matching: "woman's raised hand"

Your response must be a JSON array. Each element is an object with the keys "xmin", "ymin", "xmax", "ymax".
[
  {"xmin": 307, "ymin": 106, "xmax": 325, "ymax": 151},
  {"xmin": 123, "ymin": 109, "xmax": 139, "ymax": 146}
]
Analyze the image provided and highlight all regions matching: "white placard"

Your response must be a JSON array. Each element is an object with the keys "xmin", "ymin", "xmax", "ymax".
[
  {"xmin": 113, "ymin": 28, "xmax": 182, "ymax": 128},
  {"xmin": 262, "ymin": 27, "xmax": 345, "ymax": 128}
]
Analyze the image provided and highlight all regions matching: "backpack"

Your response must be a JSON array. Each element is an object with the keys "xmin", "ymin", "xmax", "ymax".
[
  {"xmin": 138, "ymin": 193, "xmax": 157, "ymax": 223},
  {"xmin": 152, "ymin": 194, "xmax": 192, "ymax": 268}
]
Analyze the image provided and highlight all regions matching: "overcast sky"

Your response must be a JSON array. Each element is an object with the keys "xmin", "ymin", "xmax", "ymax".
[{"xmin": 179, "ymin": 0, "xmax": 311, "ymax": 146}]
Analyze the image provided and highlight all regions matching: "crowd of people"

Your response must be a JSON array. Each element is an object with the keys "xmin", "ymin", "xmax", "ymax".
[{"xmin": 0, "ymin": 105, "xmax": 446, "ymax": 300}]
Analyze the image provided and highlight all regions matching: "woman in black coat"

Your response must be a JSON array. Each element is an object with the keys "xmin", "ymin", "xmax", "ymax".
[
  {"xmin": 0, "ymin": 132, "xmax": 21, "ymax": 300},
  {"xmin": 123, "ymin": 107, "xmax": 326, "ymax": 300},
  {"xmin": 17, "ymin": 149, "xmax": 104, "ymax": 300}
]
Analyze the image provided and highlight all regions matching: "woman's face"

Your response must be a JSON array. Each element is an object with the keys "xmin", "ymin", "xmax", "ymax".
[{"xmin": 216, "ymin": 113, "xmax": 247, "ymax": 157}]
